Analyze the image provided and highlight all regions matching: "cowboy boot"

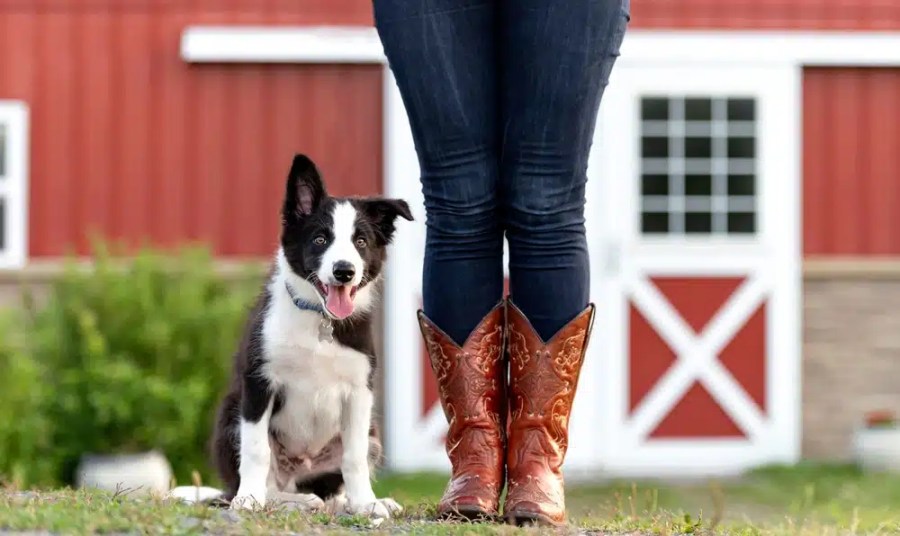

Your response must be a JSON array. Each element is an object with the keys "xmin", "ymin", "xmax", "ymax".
[
  {"xmin": 504, "ymin": 300, "xmax": 595, "ymax": 526},
  {"xmin": 417, "ymin": 302, "xmax": 506, "ymax": 519}
]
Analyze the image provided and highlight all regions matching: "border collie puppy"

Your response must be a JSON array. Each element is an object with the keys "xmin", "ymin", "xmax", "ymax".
[{"xmin": 176, "ymin": 155, "xmax": 412, "ymax": 517}]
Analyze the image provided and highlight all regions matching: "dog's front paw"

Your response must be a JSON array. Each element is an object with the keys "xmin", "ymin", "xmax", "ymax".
[
  {"xmin": 346, "ymin": 497, "xmax": 403, "ymax": 518},
  {"xmin": 377, "ymin": 498, "xmax": 403, "ymax": 516},
  {"xmin": 270, "ymin": 491, "xmax": 325, "ymax": 512},
  {"xmin": 230, "ymin": 491, "xmax": 267, "ymax": 511},
  {"xmin": 323, "ymin": 492, "xmax": 348, "ymax": 515}
]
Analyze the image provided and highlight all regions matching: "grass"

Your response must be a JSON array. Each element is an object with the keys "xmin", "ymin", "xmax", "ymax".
[{"xmin": 2, "ymin": 463, "xmax": 900, "ymax": 535}]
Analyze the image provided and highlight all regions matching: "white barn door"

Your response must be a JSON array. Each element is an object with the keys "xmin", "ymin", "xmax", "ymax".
[{"xmin": 586, "ymin": 63, "xmax": 802, "ymax": 476}]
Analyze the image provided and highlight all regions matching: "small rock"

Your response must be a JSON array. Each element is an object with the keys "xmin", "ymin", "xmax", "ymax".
[
  {"xmin": 7, "ymin": 492, "xmax": 41, "ymax": 503},
  {"xmin": 215, "ymin": 510, "xmax": 243, "ymax": 524},
  {"xmin": 179, "ymin": 517, "xmax": 202, "ymax": 530}
]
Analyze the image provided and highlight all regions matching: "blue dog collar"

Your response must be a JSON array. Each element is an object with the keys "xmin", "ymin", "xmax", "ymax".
[
  {"xmin": 284, "ymin": 281, "xmax": 326, "ymax": 316},
  {"xmin": 284, "ymin": 281, "xmax": 335, "ymax": 343}
]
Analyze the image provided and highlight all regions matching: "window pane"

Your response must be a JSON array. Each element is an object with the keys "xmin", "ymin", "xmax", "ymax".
[
  {"xmin": 727, "ymin": 160, "xmax": 754, "ymax": 174},
  {"xmin": 685, "ymin": 174, "xmax": 712, "ymax": 196},
  {"xmin": 642, "ymin": 136, "xmax": 669, "ymax": 158},
  {"xmin": 727, "ymin": 99, "xmax": 755, "ymax": 121},
  {"xmin": 728, "ymin": 212, "xmax": 755, "ymax": 233},
  {"xmin": 642, "ymin": 212, "xmax": 669, "ymax": 234},
  {"xmin": 642, "ymin": 174, "xmax": 669, "ymax": 196},
  {"xmin": 642, "ymin": 98, "xmax": 669, "ymax": 121},
  {"xmin": 685, "ymin": 212, "xmax": 712, "ymax": 233},
  {"xmin": 728, "ymin": 174, "xmax": 755, "ymax": 196},
  {"xmin": 685, "ymin": 137, "xmax": 712, "ymax": 158},
  {"xmin": 685, "ymin": 98, "xmax": 712, "ymax": 121},
  {"xmin": 0, "ymin": 124, "xmax": 6, "ymax": 178},
  {"xmin": 728, "ymin": 137, "xmax": 755, "ymax": 158}
]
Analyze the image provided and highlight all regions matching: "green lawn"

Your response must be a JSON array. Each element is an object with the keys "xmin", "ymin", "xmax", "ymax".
[{"xmin": 2, "ymin": 464, "xmax": 900, "ymax": 535}]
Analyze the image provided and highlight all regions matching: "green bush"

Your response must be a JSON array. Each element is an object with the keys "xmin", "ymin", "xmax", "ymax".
[
  {"xmin": 0, "ymin": 246, "xmax": 261, "ymax": 488},
  {"xmin": 0, "ymin": 311, "xmax": 55, "ymax": 486}
]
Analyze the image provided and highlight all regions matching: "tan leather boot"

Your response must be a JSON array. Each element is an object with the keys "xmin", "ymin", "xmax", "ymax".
[
  {"xmin": 417, "ymin": 302, "xmax": 506, "ymax": 519},
  {"xmin": 504, "ymin": 300, "xmax": 595, "ymax": 526}
]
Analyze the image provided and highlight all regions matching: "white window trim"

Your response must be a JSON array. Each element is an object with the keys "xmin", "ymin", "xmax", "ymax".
[
  {"xmin": 181, "ymin": 27, "xmax": 900, "ymax": 67},
  {"xmin": 0, "ymin": 101, "xmax": 29, "ymax": 269},
  {"xmin": 178, "ymin": 26, "xmax": 900, "ymax": 475}
]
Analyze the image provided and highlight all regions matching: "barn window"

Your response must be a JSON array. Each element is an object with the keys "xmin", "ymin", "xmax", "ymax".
[
  {"xmin": 639, "ymin": 96, "xmax": 757, "ymax": 236},
  {"xmin": 0, "ymin": 102, "xmax": 28, "ymax": 268}
]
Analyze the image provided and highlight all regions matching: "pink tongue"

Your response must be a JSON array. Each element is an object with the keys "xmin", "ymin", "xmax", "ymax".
[{"xmin": 325, "ymin": 285, "xmax": 355, "ymax": 319}]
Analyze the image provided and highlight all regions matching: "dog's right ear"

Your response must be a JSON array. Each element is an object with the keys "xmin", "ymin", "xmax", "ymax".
[{"xmin": 283, "ymin": 154, "xmax": 326, "ymax": 221}]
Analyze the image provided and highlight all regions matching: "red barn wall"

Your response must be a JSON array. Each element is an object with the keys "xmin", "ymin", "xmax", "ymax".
[
  {"xmin": 631, "ymin": 0, "xmax": 900, "ymax": 30},
  {"xmin": 4, "ymin": 1, "xmax": 900, "ymax": 258},
  {"xmin": 803, "ymin": 68, "xmax": 900, "ymax": 256},
  {"xmin": 0, "ymin": 1, "xmax": 381, "ymax": 257}
]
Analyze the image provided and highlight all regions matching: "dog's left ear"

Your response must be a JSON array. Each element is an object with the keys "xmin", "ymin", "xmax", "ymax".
[{"xmin": 361, "ymin": 199, "xmax": 414, "ymax": 245}]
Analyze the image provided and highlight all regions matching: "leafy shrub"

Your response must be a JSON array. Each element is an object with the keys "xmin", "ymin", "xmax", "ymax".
[
  {"xmin": 0, "ymin": 311, "xmax": 55, "ymax": 486},
  {"xmin": 0, "ymin": 245, "xmax": 261, "ymax": 487}
]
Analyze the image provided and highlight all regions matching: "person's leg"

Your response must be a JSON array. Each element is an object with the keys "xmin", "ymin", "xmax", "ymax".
[
  {"xmin": 374, "ymin": 0, "xmax": 503, "ymax": 346},
  {"xmin": 499, "ymin": 0, "xmax": 629, "ymax": 526},
  {"xmin": 373, "ymin": 0, "xmax": 506, "ymax": 519},
  {"xmin": 500, "ymin": 0, "xmax": 629, "ymax": 341}
]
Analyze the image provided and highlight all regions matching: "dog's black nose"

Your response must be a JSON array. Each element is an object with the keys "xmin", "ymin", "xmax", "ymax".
[{"xmin": 332, "ymin": 261, "xmax": 356, "ymax": 284}]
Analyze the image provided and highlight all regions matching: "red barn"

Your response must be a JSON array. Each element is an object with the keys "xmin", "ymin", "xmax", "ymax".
[{"xmin": 1, "ymin": 0, "xmax": 899, "ymax": 476}]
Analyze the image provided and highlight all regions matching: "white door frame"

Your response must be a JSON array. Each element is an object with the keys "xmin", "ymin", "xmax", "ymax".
[{"xmin": 180, "ymin": 28, "xmax": 900, "ymax": 474}]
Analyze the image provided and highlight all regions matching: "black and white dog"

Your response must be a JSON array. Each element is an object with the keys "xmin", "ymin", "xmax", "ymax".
[{"xmin": 172, "ymin": 155, "xmax": 411, "ymax": 518}]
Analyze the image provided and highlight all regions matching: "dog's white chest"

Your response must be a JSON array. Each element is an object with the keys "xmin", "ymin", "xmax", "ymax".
[{"xmin": 262, "ymin": 305, "xmax": 371, "ymax": 456}]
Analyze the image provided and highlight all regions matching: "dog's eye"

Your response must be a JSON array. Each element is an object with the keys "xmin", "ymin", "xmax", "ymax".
[
  {"xmin": 313, "ymin": 236, "xmax": 326, "ymax": 246},
  {"xmin": 355, "ymin": 238, "xmax": 367, "ymax": 248}
]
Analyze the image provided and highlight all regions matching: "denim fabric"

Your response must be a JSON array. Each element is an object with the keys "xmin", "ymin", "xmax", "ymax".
[{"xmin": 374, "ymin": 0, "xmax": 629, "ymax": 344}]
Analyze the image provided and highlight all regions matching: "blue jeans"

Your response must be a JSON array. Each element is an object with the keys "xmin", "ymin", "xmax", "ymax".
[{"xmin": 375, "ymin": 0, "xmax": 629, "ymax": 344}]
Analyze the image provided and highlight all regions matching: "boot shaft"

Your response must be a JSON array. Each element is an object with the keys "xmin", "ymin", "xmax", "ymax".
[
  {"xmin": 417, "ymin": 303, "xmax": 506, "ymax": 435},
  {"xmin": 506, "ymin": 301, "xmax": 595, "ymax": 461}
]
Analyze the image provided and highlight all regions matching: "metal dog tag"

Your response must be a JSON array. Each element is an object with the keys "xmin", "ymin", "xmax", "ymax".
[{"xmin": 318, "ymin": 317, "xmax": 334, "ymax": 343}]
